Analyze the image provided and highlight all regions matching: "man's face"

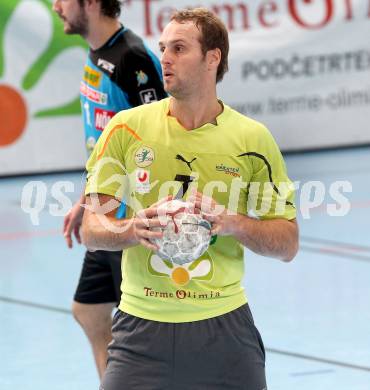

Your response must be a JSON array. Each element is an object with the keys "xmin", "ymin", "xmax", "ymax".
[
  {"xmin": 53, "ymin": 0, "xmax": 88, "ymax": 36},
  {"xmin": 159, "ymin": 21, "xmax": 208, "ymax": 98}
]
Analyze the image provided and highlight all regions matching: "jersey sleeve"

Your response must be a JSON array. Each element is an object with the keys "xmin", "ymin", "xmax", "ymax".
[
  {"xmin": 246, "ymin": 125, "xmax": 296, "ymax": 220},
  {"xmin": 85, "ymin": 112, "xmax": 128, "ymax": 200},
  {"xmin": 117, "ymin": 46, "xmax": 167, "ymax": 107}
]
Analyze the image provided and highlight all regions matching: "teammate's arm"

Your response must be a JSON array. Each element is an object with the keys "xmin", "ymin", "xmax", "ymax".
[
  {"xmin": 81, "ymin": 193, "xmax": 166, "ymax": 252},
  {"xmin": 190, "ymin": 192, "xmax": 299, "ymax": 262},
  {"xmin": 63, "ymin": 191, "xmax": 86, "ymax": 248}
]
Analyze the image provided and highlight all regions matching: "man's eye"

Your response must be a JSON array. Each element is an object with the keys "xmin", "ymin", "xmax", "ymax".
[{"xmin": 175, "ymin": 46, "xmax": 183, "ymax": 52}]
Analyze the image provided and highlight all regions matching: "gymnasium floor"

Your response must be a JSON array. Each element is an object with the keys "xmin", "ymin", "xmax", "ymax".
[{"xmin": 1, "ymin": 146, "xmax": 369, "ymax": 390}]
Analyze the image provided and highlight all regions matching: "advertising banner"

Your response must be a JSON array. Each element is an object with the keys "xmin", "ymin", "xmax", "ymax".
[
  {"xmin": 122, "ymin": 0, "xmax": 370, "ymax": 150},
  {"xmin": 1, "ymin": 0, "xmax": 369, "ymax": 175},
  {"xmin": 0, "ymin": 0, "xmax": 87, "ymax": 175}
]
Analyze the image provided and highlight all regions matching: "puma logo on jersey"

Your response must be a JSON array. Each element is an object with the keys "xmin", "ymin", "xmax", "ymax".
[{"xmin": 176, "ymin": 154, "xmax": 197, "ymax": 171}]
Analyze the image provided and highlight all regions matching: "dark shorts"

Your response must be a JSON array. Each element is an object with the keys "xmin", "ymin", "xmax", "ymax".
[
  {"xmin": 73, "ymin": 250, "xmax": 122, "ymax": 304},
  {"xmin": 100, "ymin": 304, "xmax": 267, "ymax": 390}
]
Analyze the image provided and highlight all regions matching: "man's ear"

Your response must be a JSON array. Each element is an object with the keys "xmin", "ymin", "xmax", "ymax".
[
  {"xmin": 84, "ymin": 0, "xmax": 99, "ymax": 12},
  {"xmin": 207, "ymin": 48, "xmax": 221, "ymax": 71}
]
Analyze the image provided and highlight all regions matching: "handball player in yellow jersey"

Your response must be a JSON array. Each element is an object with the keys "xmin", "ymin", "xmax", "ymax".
[{"xmin": 83, "ymin": 8, "xmax": 298, "ymax": 389}]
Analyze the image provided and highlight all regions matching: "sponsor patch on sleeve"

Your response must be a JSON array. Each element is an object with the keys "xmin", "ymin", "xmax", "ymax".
[{"xmin": 139, "ymin": 89, "xmax": 158, "ymax": 104}]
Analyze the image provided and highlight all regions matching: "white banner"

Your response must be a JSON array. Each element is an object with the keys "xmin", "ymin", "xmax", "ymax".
[
  {"xmin": 121, "ymin": 0, "xmax": 370, "ymax": 150},
  {"xmin": 1, "ymin": 0, "xmax": 369, "ymax": 175}
]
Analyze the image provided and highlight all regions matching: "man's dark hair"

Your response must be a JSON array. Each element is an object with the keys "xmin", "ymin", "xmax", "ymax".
[
  {"xmin": 171, "ymin": 8, "xmax": 229, "ymax": 83},
  {"xmin": 78, "ymin": 0, "xmax": 122, "ymax": 18}
]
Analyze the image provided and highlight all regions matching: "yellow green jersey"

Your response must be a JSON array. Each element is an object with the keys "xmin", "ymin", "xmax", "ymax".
[{"xmin": 85, "ymin": 97, "xmax": 296, "ymax": 322}]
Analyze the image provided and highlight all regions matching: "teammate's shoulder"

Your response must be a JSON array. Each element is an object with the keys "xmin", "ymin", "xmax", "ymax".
[
  {"xmin": 107, "ymin": 28, "xmax": 143, "ymax": 57},
  {"xmin": 123, "ymin": 28, "xmax": 143, "ymax": 42},
  {"xmin": 120, "ymin": 28, "xmax": 148, "ymax": 54}
]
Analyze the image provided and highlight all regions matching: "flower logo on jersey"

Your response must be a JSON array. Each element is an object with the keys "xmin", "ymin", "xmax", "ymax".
[
  {"xmin": 136, "ymin": 70, "xmax": 149, "ymax": 86},
  {"xmin": 0, "ymin": 0, "xmax": 87, "ymax": 149},
  {"xmin": 148, "ymin": 253, "xmax": 214, "ymax": 287},
  {"xmin": 134, "ymin": 146, "xmax": 155, "ymax": 167}
]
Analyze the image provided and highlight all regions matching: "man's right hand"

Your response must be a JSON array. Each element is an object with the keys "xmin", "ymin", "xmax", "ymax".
[
  {"xmin": 63, "ymin": 198, "xmax": 85, "ymax": 248},
  {"xmin": 82, "ymin": 194, "xmax": 173, "ymax": 252}
]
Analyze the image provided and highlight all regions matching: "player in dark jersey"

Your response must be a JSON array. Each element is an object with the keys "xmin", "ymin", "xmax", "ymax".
[{"xmin": 53, "ymin": 0, "xmax": 166, "ymax": 378}]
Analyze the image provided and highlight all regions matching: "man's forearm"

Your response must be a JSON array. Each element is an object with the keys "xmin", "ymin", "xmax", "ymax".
[
  {"xmin": 81, "ymin": 212, "xmax": 137, "ymax": 251},
  {"xmin": 229, "ymin": 215, "xmax": 299, "ymax": 262}
]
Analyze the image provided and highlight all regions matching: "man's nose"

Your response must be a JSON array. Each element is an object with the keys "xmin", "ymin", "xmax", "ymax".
[{"xmin": 160, "ymin": 48, "xmax": 172, "ymax": 65}]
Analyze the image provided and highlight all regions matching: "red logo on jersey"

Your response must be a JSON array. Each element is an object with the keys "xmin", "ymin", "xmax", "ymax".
[
  {"xmin": 94, "ymin": 108, "xmax": 115, "ymax": 131},
  {"xmin": 80, "ymin": 82, "xmax": 108, "ymax": 104},
  {"xmin": 137, "ymin": 170, "xmax": 148, "ymax": 183},
  {"xmin": 135, "ymin": 169, "xmax": 151, "ymax": 194}
]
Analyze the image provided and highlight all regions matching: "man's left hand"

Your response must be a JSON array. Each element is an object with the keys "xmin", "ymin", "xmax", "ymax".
[{"xmin": 188, "ymin": 191, "xmax": 236, "ymax": 236}]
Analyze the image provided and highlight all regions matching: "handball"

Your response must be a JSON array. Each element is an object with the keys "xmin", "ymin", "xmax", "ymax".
[{"xmin": 149, "ymin": 200, "xmax": 212, "ymax": 265}]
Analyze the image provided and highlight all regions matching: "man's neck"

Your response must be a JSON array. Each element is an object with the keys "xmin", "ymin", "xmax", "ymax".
[
  {"xmin": 169, "ymin": 92, "xmax": 223, "ymax": 130},
  {"xmin": 86, "ymin": 18, "xmax": 122, "ymax": 50}
]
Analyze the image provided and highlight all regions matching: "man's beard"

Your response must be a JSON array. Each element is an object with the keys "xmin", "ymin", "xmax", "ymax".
[{"xmin": 64, "ymin": 11, "xmax": 88, "ymax": 36}]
